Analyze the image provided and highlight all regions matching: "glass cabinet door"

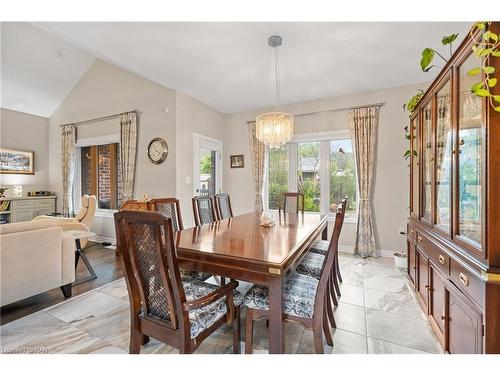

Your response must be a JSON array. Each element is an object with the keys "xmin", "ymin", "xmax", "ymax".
[
  {"xmin": 457, "ymin": 54, "xmax": 483, "ymax": 248},
  {"xmin": 421, "ymin": 101, "xmax": 433, "ymax": 222},
  {"xmin": 435, "ymin": 80, "xmax": 452, "ymax": 232},
  {"xmin": 410, "ymin": 114, "xmax": 419, "ymax": 217}
]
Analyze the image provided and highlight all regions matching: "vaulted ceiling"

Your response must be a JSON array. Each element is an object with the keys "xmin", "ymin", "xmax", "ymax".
[{"xmin": 2, "ymin": 22, "xmax": 470, "ymax": 117}]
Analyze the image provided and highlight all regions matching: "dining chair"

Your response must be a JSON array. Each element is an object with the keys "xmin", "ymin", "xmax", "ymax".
[
  {"xmin": 243, "ymin": 202, "xmax": 346, "ymax": 354},
  {"xmin": 280, "ymin": 192, "xmax": 305, "ymax": 215},
  {"xmin": 192, "ymin": 196, "xmax": 217, "ymax": 226},
  {"xmin": 295, "ymin": 197, "xmax": 347, "ymax": 305},
  {"xmin": 114, "ymin": 210, "xmax": 242, "ymax": 354},
  {"xmin": 214, "ymin": 193, "xmax": 234, "ymax": 220},
  {"xmin": 148, "ymin": 197, "xmax": 210, "ymax": 282}
]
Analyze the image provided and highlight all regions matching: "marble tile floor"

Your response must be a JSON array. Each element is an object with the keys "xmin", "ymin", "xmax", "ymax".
[{"xmin": 0, "ymin": 253, "xmax": 442, "ymax": 354}]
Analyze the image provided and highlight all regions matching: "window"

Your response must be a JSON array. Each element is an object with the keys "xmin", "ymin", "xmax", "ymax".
[
  {"xmin": 268, "ymin": 145, "xmax": 288, "ymax": 209},
  {"xmin": 266, "ymin": 134, "xmax": 357, "ymax": 218},
  {"xmin": 297, "ymin": 142, "xmax": 320, "ymax": 212},
  {"xmin": 329, "ymin": 140, "xmax": 356, "ymax": 216},
  {"xmin": 80, "ymin": 143, "xmax": 122, "ymax": 210}
]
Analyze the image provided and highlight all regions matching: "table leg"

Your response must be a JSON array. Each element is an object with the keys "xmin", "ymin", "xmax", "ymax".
[
  {"xmin": 268, "ymin": 274, "xmax": 285, "ymax": 354},
  {"xmin": 74, "ymin": 238, "xmax": 98, "ymax": 286}
]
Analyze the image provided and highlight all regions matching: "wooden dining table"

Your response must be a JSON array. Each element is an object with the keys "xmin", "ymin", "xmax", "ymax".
[{"xmin": 176, "ymin": 211, "xmax": 328, "ymax": 354}]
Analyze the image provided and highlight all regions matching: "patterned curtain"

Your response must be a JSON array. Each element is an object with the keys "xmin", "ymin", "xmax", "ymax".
[
  {"xmin": 349, "ymin": 106, "xmax": 380, "ymax": 258},
  {"xmin": 120, "ymin": 112, "xmax": 138, "ymax": 201},
  {"xmin": 61, "ymin": 125, "xmax": 76, "ymax": 216},
  {"xmin": 248, "ymin": 121, "xmax": 265, "ymax": 211}
]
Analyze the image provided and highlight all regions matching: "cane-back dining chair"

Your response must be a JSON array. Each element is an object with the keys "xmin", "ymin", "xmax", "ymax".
[
  {"xmin": 192, "ymin": 196, "xmax": 217, "ymax": 226},
  {"xmin": 295, "ymin": 197, "xmax": 347, "ymax": 306},
  {"xmin": 243, "ymin": 202, "xmax": 346, "ymax": 354},
  {"xmin": 114, "ymin": 210, "xmax": 242, "ymax": 354},
  {"xmin": 280, "ymin": 192, "xmax": 305, "ymax": 215},
  {"xmin": 214, "ymin": 193, "xmax": 233, "ymax": 220},
  {"xmin": 148, "ymin": 198, "xmax": 210, "ymax": 282}
]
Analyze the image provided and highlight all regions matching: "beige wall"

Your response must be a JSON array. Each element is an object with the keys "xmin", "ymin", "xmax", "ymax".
[
  {"xmin": 223, "ymin": 82, "xmax": 429, "ymax": 254},
  {"xmin": 0, "ymin": 108, "xmax": 50, "ymax": 193},
  {"xmin": 49, "ymin": 59, "xmax": 177, "ymax": 238},
  {"xmin": 175, "ymin": 91, "xmax": 225, "ymax": 227}
]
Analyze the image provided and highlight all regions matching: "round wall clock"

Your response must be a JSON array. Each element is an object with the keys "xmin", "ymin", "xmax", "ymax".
[{"xmin": 147, "ymin": 138, "xmax": 168, "ymax": 164}]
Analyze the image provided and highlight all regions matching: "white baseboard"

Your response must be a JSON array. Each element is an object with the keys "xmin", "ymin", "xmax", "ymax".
[{"xmin": 90, "ymin": 235, "xmax": 116, "ymax": 245}]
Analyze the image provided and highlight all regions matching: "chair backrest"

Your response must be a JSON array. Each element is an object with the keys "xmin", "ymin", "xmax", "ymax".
[
  {"xmin": 75, "ymin": 195, "xmax": 97, "ymax": 228},
  {"xmin": 314, "ymin": 202, "xmax": 346, "ymax": 308},
  {"xmin": 214, "ymin": 193, "xmax": 233, "ymax": 220},
  {"xmin": 148, "ymin": 198, "xmax": 184, "ymax": 232},
  {"xmin": 114, "ymin": 210, "xmax": 187, "ymax": 332},
  {"xmin": 282, "ymin": 192, "xmax": 305, "ymax": 214},
  {"xmin": 192, "ymin": 196, "xmax": 217, "ymax": 226}
]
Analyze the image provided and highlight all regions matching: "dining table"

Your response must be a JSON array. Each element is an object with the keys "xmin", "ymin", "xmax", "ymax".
[{"xmin": 176, "ymin": 211, "xmax": 328, "ymax": 354}]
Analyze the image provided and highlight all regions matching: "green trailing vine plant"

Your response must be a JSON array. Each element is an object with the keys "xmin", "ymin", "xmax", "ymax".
[
  {"xmin": 468, "ymin": 21, "xmax": 500, "ymax": 112},
  {"xmin": 403, "ymin": 22, "xmax": 500, "ymax": 161}
]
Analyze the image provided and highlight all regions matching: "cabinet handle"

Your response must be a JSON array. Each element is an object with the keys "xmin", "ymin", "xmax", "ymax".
[
  {"xmin": 438, "ymin": 255, "xmax": 446, "ymax": 265},
  {"xmin": 418, "ymin": 236, "xmax": 422, "ymax": 243},
  {"xmin": 410, "ymin": 229, "xmax": 415, "ymax": 235},
  {"xmin": 425, "ymin": 285, "xmax": 430, "ymax": 290},
  {"xmin": 459, "ymin": 273, "xmax": 469, "ymax": 287}
]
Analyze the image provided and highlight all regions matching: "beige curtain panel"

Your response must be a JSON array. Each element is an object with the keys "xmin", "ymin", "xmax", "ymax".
[
  {"xmin": 349, "ymin": 106, "xmax": 380, "ymax": 258},
  {"xmin": 61, "ymin": 125, "xmax": 77, "ymax": 216},
  {"xmin": 248, "ymin": 122, "xmax": 265, "ymax": 211},
  {"xmin": 120, "ymin": 112, "xmax": 138, "ymax": 201}
]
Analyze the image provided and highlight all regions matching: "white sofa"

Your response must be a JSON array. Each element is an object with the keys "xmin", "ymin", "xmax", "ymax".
[{"xmin": 0, "ymin": 220, "xmax": 76, "ymax": 307}]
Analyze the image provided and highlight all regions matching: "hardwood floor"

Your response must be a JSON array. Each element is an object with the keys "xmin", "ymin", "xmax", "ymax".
[{"xmin": 0, "ymin": 243, "xmax": 124, "ymax": 325}]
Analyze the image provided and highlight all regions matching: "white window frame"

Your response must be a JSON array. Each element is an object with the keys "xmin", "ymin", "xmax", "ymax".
[
  {"xmin": 265, "ymin": 130, "xmax": 357, "ymax": 223},
  {"xmin": 73, "ymin": 134, "xmax": 120, "ymax": 218}
]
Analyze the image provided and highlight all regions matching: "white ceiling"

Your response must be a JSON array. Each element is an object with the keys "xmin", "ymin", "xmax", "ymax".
[
  {"xmin": 1, "ymin": 22, "xmax": 95, "ymax": 118},
  {"xmin": 3, "ymin": 22, "xmax": 471, "ymax": 116}
]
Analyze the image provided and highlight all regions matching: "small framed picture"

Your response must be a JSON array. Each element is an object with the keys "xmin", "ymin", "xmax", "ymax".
[
  {"xmin": 230, "ymin": 154, "xmax": 244, "ymax": 168},
  {"xmin": 0, "ymin": 148, "xmax": 34, "ymax": 175}
]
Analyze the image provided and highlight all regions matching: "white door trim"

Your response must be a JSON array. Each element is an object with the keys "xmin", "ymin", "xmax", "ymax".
[{"xmin": 192, "ymin": 133, "xmax": 223, "ymax": 196}]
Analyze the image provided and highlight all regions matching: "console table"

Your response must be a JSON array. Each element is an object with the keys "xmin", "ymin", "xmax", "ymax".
[{"xmin": 0, "ymin": 196, "xmax": 57, "ymax": 224}]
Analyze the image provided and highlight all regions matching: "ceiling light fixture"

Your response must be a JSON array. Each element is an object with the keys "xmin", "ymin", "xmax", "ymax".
[{"xmin": 255, "ymin": 35, "xmax": 294, "ymax": 148}]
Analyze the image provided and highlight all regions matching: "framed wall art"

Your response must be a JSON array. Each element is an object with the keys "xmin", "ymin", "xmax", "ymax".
[{"xmin": 0, "ymin": 148, "xmax": 34, "ymax": 174}]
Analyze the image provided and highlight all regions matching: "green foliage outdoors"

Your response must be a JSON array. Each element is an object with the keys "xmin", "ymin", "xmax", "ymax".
[
  {"xmin": 268, "ymin": 142, "xmax": 356, "ymax": 214},
  {"xmin": 200, "ymin": 152, "xmax": 212, "ymax": 174}
]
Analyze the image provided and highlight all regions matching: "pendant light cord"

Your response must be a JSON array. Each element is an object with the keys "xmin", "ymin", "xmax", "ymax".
[{"xmin": 274, "ymin": 45, "xmax": 281, "ymax": 107}]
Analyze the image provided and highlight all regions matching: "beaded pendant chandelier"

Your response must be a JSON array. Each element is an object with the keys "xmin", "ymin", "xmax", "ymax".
[{"xmin": 256, "ymin": 35, "xmax": 294, "ymax": 148}]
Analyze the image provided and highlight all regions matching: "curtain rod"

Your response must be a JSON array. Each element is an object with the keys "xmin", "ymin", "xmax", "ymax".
[
  {"xmin": 60, "ymin": 109, "xmax": 139, "ymax": 127},
  {"xmin": 246, "ymin": 101, "xmax": 385, "ymax": 123}
]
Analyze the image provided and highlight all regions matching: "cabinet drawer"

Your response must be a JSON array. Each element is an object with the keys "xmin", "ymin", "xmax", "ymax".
[
  {"xmin": 12, "ymin": 200, "xmax": 36, "ymax": 210},
  {"xmin": 425, "ymin": 240, "xmax": 450, "ymax": 276},
  {"xmin": 408, "ymin": 224, "xmax": 417, "ymax": 242},
  {"xmin": 449, "ymin": 259, "xmax": 484, "ymax": 308},
  {"xmin": 36, "ymin": 199, "xmax": 55, "ymax": 208}
]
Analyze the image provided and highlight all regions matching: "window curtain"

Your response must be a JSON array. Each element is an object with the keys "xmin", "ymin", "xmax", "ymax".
[
  {"xmin": 61, "ymin": 125, "xmax": 77, "ymax": 216},
  {"xmin": 120, "ymin": 112, "xmax": 138, "ymax": 202},
  {"xmin": 349, "ymin": 106, "xmax": 379, "ymax": 258},
  {"xmin": 248, "ymin": 121, "xmax": 265, "ymax": 211}
]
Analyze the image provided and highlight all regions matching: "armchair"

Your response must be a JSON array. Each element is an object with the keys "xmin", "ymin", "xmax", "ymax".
[{"xmin": 33, "ymin": 195, "xmax": 97, "ymax": 247}]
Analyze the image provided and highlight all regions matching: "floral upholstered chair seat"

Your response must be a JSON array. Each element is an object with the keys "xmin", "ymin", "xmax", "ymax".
[
  {"xmin": 294, "ymin": 252, "xmax": 325, "ymax": 280},
  {"xmin": 148, "ymin": 278, "xmax": 243, "ymax": 338},
  {"xmin": 308, "ymin": 239, "xmax": 329, "ymax": 255},
  {"xmin": 243, "ymin": 272, "xmax": 318, "ymax": 319}
]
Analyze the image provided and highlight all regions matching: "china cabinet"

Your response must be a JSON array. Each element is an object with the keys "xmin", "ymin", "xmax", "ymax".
[{"xmin": 407, "ymin": 22, "xmax": 500, "ymax": 353}]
